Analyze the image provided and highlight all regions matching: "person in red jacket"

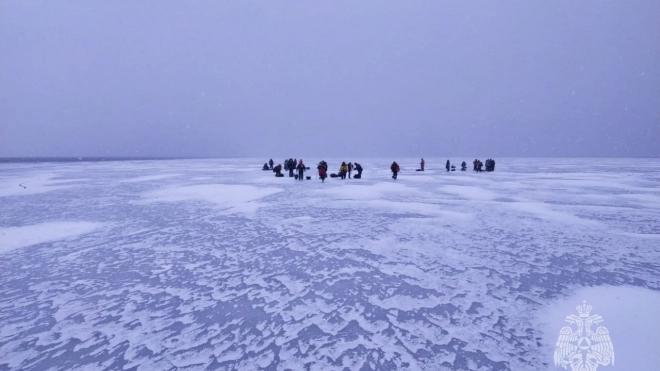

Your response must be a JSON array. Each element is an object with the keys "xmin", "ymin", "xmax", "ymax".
[
  {"xmin": 391, "ymin": 161, "xmax": 400, "ymax": 179},
  {"xmin": 318, "ymin": 166, "xmax": 327, "ymax": 182}
]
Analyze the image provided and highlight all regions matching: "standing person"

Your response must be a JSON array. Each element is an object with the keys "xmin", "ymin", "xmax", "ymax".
[
  {"xmin": 446, "ymin": 160, "xmax": 450, "ymax": 172},
  {"xmin": 347, "ymin": 162, "xmax": 353, "ymax": 179},
  {"xmin": 391, "ymin": 161, "xmax": 400, "ymax": 179},
  {"xmin": 318, "ymin": 163, "xmax": 327, "ymax": 182},
  {"xmin": 354, "ymin": 163, "xmax": 363, "ymax": 178},
  {"xmin": 296, "ymin": 159, "xmax": 305, "ymax": 180},
  {"xmin": 339, "ymin": 162, "xmax": 348, "ymax": 179},
  {"xmin": 288, "ymin": 159, "xmax": 295, "ymax": 177},
  {"xmin": 269, "ymin": 159, "xmax": 274, "ymax": 170},
  {"xmin": 421, "ymin": 158, "xmax": 425, "ymax": 171},
  {"xmin": 492, "ymin": 159, "xmax": 495, "ymax": 171},
  {"xmin": 318, "ymin": 160, "xmax": 328, "ymax": 172},
  {"xmin": 473, "ymin": 159, "xmax": 478, "ymax": 171}
]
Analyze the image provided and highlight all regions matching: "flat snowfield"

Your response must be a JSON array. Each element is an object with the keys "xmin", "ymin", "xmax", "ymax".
[{"xmin": 1, "ymin": 158, "xmax": 659, "ymax": 370}]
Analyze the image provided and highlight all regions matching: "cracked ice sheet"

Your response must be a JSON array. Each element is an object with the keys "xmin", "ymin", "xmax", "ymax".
[{"xmin": 0, "ymin": 158, "xmax": 659, "ymax": 371}]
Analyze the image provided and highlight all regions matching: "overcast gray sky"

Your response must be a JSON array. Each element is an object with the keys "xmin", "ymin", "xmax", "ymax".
[{"xmin": 1, "ymin": 1, "xmax": 658, "ymax": 158}]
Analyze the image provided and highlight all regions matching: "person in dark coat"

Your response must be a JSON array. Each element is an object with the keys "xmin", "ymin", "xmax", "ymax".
[
  {"xmin": 273, "ymin": 164, "xmax": 283, "ymax": 177},
  {"xmin": 269, "ymin": 159, "xmax": 274, "ymax": 170},
  {"xmin": 288, "ymin": 159, "xmax": 295, "ymax": 177},
  {"xmin": 354, "ymin": 163, "xmax": 363, "ymax": 178},
  {"xmin": 420, "ymin": 158, "xmax": 425, "ymax": 171},
  {"xmin": 461, "ymin": 161, "xmax": 467, "ymax": 171},
  {"xmin": 391, "ymin": 161, "xmax": 400, "ymax": 179},
  {"xmin": 296, "ymin": 159, "xmax": 305, "ymax": 180},
  {"xmin": 347, "ymin": 162, "xmax": 353, "ymax": 179},
  {"xmin": 446, "ymin": 160, "xmax": 450, "ymax": 172}
]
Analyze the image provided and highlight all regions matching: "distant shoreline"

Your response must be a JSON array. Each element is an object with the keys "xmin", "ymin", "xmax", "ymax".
[{"xmin": 1, "ymin": 156, "xmax": 657, "ymax": 164}]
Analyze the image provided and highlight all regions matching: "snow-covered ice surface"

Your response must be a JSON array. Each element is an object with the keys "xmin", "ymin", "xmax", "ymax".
[{"xmin": 1, "ymin": 158, "xmax": 659, "ymax": 370}]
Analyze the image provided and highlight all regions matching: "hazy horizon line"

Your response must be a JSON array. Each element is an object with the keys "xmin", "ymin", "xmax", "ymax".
[{"xmin": 1, "ymin": 155, "xmax": 658, "ymax": 164}]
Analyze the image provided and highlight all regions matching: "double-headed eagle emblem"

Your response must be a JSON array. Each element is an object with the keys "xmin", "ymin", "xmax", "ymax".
[{"xmin": 554, "ymin": 301, "xmax": 614, "ymax": 371}]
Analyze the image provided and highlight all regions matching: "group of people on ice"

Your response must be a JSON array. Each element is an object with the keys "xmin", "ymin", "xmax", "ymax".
[
  {"xmin": 417, "ymin": 159, "xmax": 470, "ymax": 172},
  {"xmin": 265, "ymin": 158, "xmax": 305, "ymax": 179},
  {"xmin": 264, "ymin": 158, "xmax": 495, "ymax": 182},
  {"xmin": 326, "ymin": 161, "xmax": 364, "ymax": 181},
  {"xmin": 484, "ymin": 159, "xmax": 495, "ymax": 172},
  {"xmin": 264, "ymin": 158, "xmax": 311, "ymax": 179},
  {"xmin": 413, "ymin": 158, "xmax": 497, "ymax": 176},
  {"xmin": 471, "ymin": 158, "xmax": 495, "ymax": 172},
  {"xmin": 336, "ymin": 162, "xmax": 364, "ymax": 180},
  {"xmin": 265, "ymin": 159, "xmax": 364, "ymax": 182}
]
